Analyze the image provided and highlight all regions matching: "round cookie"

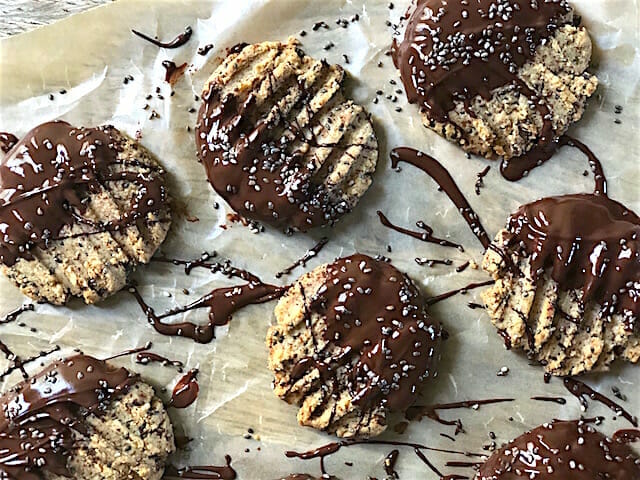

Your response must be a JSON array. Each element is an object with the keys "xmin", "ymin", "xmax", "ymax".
[
  {"xmin": 0, "ymin": 354, "xmax": 175, "ymax": 480},
  {"xmin": 393, "ymin": 0, "xmax": 598, "ymax": 160},
  {"xmin": 0, "ymin": 121, "xmax": 171, "ymax": 305},
  {"xmin": 195, "ymin": 38, "xmax": 378, "ymax": 231},
  {"xmin": 266, "ymin": 254, "xmax": 443, "ymax": 438},
  {"xmin": 481, "ymin": 194, "xmax": 640, "ymax": 376},
  {"xmin": 476, "ymin": 419, "xmax": 640, "ymax": 479}
]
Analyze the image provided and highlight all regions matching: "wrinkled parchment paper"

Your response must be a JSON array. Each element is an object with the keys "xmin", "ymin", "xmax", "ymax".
[{"xmin": 0, "ymin": 1, "xmax": 638, "ymax": 478}]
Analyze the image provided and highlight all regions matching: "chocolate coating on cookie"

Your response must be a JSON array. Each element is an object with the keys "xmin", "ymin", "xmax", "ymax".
[
  {"xmin": 0, "ymin": 354, "xmax": 137, "ymax": 479},
  {"xmin": 268, "ymin": 254, "xmax": 442, "ymax": 437},
  {"xmin": 394, "ymin": 0, "xmax": 571, "ymax": 121},
  {"xmin": 313, "ymin": 254, "xmax": 442, "ymax": 410},
  {"xmin": 0, "ymin": 121, "xmax": 167, "ymax": 266},
  {"xmin": 195, "ymin": 40, "xmax": 377, "ymax": 231},
  {"xmin": 505, "ymin": 194, "xmax": 639, "ymax": 321},
  {"xmin": 476, "ymin": 420, "xmax": 640, "ymax": 479}
]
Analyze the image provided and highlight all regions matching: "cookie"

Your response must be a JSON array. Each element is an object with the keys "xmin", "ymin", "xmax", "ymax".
[
  {"xmin": 476, "ymin": 419, "xmax": 640, "ymax": 479},
  {"xmin": 195, "ymin": 38, "xmax": 378, "ymax": 231},
  {"xmin": 481, "ymin": 194, "xmax": 640, "ymax": 376},
  {"xmin": 0, "ymin": 121, "xmax": 171, "ymax": 305},
  {"xmin": 0, "ymin": 354, "xmax": 175, "ymax": 480},
  {"xmin": 394, "ymin": 0, "xmax": 598, "ymax": 160},
  {"xmin": 266, "ymin": 254, "xmax": 443, "ymax": 438}
]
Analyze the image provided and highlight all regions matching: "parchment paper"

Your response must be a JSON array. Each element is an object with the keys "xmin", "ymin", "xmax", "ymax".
[{"xmin": 0, "ymin": 1, "xmax": 638, "ymax": 478}]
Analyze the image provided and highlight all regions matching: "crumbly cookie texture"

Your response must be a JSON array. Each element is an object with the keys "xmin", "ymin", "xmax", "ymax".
[
  {"xmin": 482, "ymin": 230, "xmax": 640, "ymax": 376},
  {"xmin": 1, "ymin": 128, "xmax": 171, "ymax": 305},
  {"xmin": 45, "ymin": 382, "xmax": 175, "ymax": 480},
  {"xmin": 267, "ymin": 265, "xmax": 386, "ymax": 438},
  {"xmin": 196, "ymin": 38, "xmax": 378, "ymax": 230},
  {"xmin": 425, "ymin": 24, "xmax": 598, "ymax": 160}
]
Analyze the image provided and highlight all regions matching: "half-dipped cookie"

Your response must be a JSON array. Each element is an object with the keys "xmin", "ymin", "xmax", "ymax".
[
  {"xmin": 393, "ymin": 0, "xmax": 598, "ymax": 160},
  {"xmin": 266, "ymin": 254, "xmax": 443, "ymax": 438},
  {"xmin": 476, "ymin": 419, "xmax": 640, "ymax": 479},
  {"xmin": 482, "ymin": 194, "xmax": 639, "ymax": 376},
  {"xmin": 195, "ymin": 38, "xmax": 378, "ymax": 231},
  {"xmin": 0, "ymin": 354, "xmax": 175, "ymax": 480},
  {"xmin": 0, "ymin": 121, "xmax": 171, "ymax": 304}
]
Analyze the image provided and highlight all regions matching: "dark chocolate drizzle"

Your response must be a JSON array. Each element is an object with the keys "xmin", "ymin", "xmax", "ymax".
[
  {"xmin": 165, "ymin": 455, "xmax": 237, "ymax": 479},
  {"xmin": 530, "ymin": 396, "xmax": 566, "ymax": 405},
  {"xmin": 170, "ymin": 369, "xmax": 199, "ymax": 408},
  {"xmin": 129, "ymin": 281, "xmax": 284, "ymax": 343},
  {"xmin": 501, "ymin": 135, "xmax": 608, "ymax": 190},
  {"xmin": 0, "ymin": 133, "xmax": 18, "ymax": 154},
  {"xmin": 136, "ymin": 351, "xmax": 184, "ymax": 370},
  {"xmin": 286, "ymin": 254, "xmax": 443, "ymax": 413},
  {"xmin": 426, "ymin": 280, "xmax": 494, "ymax": 306},
  {"xmin": 275, "ymin": 237, "xmax": 329, "ymax": 278},
  {"xmin": 406, "ymin": 398, "xmax": 514, "ymax": 435},
  {"xmin": 0, "ymin": 121, "xmax": 167, "ymax": 267},
  {"xmin": 384, "ymin": 449, "xmax": 400, "ymax": 478},
  {"xmin": 477, "ymin": 419, "xmax": 640, "ymax": 479},
  {"xmin": 286, "ymin": 438, "xmax": 483, "ymax": 479},
  {"xmin": 131, "ymin": 26, "xmax": 192, "ymax": 49},
  {"xmin": 377, "ymin": 210, "xmax": 464, "ymax": 250},
  {"xmin": 0, "ymin": 354, "xmax": 138, "ymax": 479},
  {"xmin": 391, "ymin": 147, "xmax": 491, "ymax": 250},
  {"xmin": 393, "ymin": 0, "xmax": 570, "ymax": 128},
  {"xmin": 563, "ymin": 377, "xmax": 638, "ymax": 427}
]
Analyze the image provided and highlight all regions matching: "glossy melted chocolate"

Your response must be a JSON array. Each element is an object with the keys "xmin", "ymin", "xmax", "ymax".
[
  {"xmin": 0, "ymin": 354, "xmax": 137, "ymax": 479},
  {"xmin": 504, "ymin": 193, "xmax": 639, "ymax": 321},
  {"xmin": 0, "ymin": 121, "xmax": 167, "ymax": 267},
  {"xmin": 195, "ymin": 47, "xmax": 366, "ymax": 231},
  {"xmin": 476, "ymin": 419, "xmax": 640, "ymax": 479},
  {"xmin": 290, "ymin": 254, "xmax": 443, "ymax": 412},
  {"xmin": 393, "ymin": 0, "xmax": 571, "ymax": 124}
]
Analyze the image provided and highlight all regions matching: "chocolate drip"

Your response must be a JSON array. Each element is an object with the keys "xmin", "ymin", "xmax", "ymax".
[
  {"xmin": 0, "ymin": 121, "xmax": 167, "ymax": 266},
  {"xmin": 170, "ymin": 369, "xmax": 199, "ymax": 408},
  {"xmin": 0, "ymin": 132, "xmax": 18, "ymax": 154},
  {"xmin": 416, "ymin": 257, "xmax": 453, "ymax": 267},
  {"xmin": 162, "ymin": 60, "xmax": 188, "ymax": 84},
  {"xmin": 613, "ymin": 429, "xmax": 640, "ymax": 444},
  {"xmin": 165, "ymin": 455, "xmax": 237, "ymax": 479},
  {"xmin": 155, "ymin": 253, "xmax": 260, "ymax": 282},
  {"xmin": 455, "ymin": 261, "xmax": 470, "ymax": 273},
  {"xmin": 378, "ymin": 210, "xmax": 464, "ymax": 250},
  {"xmin": 393, "ymin": 0, "xmax": 570, "ymax": 125},
  {"xmin": 391, "ymin": 148, "xmax": 491, "ymax": 249},
  {"xmin": 530, "ymin": 396, "xmax": 566, "ymax": 405},
  {"xmin": 475, "ymin": 166, "xmax": 490, "ymax": 195},
  {"xmin": 136, "ymin": 351, "xmax": 184, "ymax": 369},
  {"xmin": 563, "ymin": 377, "xmax": 638, "ymax": 427},
  {"xmin": 286, "ymin": 438, "xmax": 482, "ymax": 478},
  {"xmin": 504, "ymin": 194, "xmax": 639, "ymax": 320},
  {"xmin": 129, "ymin": 281, "xmax": 284, "ymax": 343},
  {"xmin": 275, "ymin": 237, "xmax": 329, "ymax": 278},
  {"xmin": 288, "ymin": 254, "xmax": 442, "ymax": 412},
  {"xmin": 0, "ymin": 354, "xmax": 138, "ymax": 479},
  {"xmin": 384, "ymin": 449, "xmax": 400, "ymax": 478},
  {"xmin": 426, "ymin": 280, "xmax": 494, "ymax": 306},
  {"xmin": 500, "ymin": 135, "xmax": 608, "ymax": 193},
  {"xmin": 198, "ymin": 44, "xmax": 215, "ymax": 56},
  {"xmin": 477, "ymin": 419, "xmax": 640, "ymax": 479},
  {"xmin": 406, "ymin": 398, "xmax": 514, "ymax": 435},
  {"xmin": 0, "ymin": 303, "xmax": 34, "ymax": 325},
  {"xmin": 131, "ymin": 26, "xmax": 192, "ymax": 48}
]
